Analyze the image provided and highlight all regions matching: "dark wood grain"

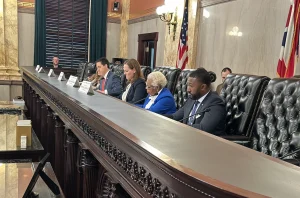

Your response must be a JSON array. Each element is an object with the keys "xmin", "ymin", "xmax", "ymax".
[{"xmin": 54, "ymin": 114, "xmax": 65, "ymax": 189}]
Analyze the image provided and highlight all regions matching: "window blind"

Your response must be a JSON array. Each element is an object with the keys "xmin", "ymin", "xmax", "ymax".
[{"xmin": 45, "ymin": 0, "xmax": 90, "ymax": 67}]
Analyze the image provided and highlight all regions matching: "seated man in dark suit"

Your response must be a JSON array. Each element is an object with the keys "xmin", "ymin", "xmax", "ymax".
[
  {"xmin": 96, "ymin": 57, "xmax": 123, "ymax": 97},
  {"xmin": 165, "ymin": 68, "xmax": 226, "ymax": 136},
  {"xmin": 52, "ymin": 56, "xmax": 60, "ymax": 68},
  {"xmin": 216, "ymin": 67, "xmax": 232, "ymax": 94}
]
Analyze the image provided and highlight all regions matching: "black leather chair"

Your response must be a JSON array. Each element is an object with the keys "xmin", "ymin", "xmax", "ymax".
[
  {"xmin": 110, "ymin": 64, "xmax": 126, "ymax": 89},
  {"xmin": 251, "ymin": 78, "xmax": 300, "ymax": 164},
  {"xmin": 140, "ymin": 66, "xmax": 152, "ymax": 79},
  {"xmin": 153, "ymin": 66, "xmax": 181, "ymax": 94},
  {"xmin": 79, "ymin": 62, "xmax": 95, "ymax": 81},
  {"xmin": 220, "ymin": 74, "xmax": 270, "ymax": 144},
  {"xmin": 173, "ymin": 69, "xmax": 195, "ymax": 109}
]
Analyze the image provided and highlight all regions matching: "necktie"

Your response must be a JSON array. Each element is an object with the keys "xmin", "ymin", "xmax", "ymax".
[
  {"xmin": 101, "ymin": 78, "xmax": 106, "ymax": 91},
  {"xmin": 188, "ymin": 101, "xmax": 200, "ymax": 125}
]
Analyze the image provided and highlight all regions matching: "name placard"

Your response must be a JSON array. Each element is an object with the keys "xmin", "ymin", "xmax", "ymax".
[
  {"xmin": 58, "ymin": 72, "xmax": 66, "ymax": 81},
  {"xmin": 48, "ymin": 69, "xmax": 56, "ymax": 77},
  {"xmin": 66, "ymin": 75, "xmax": 80, "ymax": 87},
  {"xmin": 38, "ymin": 67, "xmax": 45, "ymax": 73},
  {"xmin": 78, "ymin": 81, "xmax": 94, "ymax": 95},
  {"xmin": 35, "ymin": 65, "xmax": 40, "ymax": 71}
]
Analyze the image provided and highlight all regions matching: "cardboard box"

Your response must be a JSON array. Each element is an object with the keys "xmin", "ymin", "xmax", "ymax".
[{"xmin": 16, "ymin": 120, "xmax": 32, "ymax": 147}]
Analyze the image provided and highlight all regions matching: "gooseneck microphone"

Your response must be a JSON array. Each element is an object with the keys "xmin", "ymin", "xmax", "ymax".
[
  {"xmin": 279, "ymin": 147, "xmax": 300, "ymax": 159},
  {"xmin": 132, "ymin": 92, "xmax": 159, "ymax": 105},
  {"xmin": 178, "ymin": 108, "xmax": 211, "ymax": 122}
]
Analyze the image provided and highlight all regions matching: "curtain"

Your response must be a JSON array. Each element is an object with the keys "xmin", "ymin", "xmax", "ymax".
[
  {"xmin": 89, "ymin": 0, "xmax": 108, "ymax": 62},
  {"xmin": 34, "ymin": 0, "xmax": 46, "ymax": 66}
]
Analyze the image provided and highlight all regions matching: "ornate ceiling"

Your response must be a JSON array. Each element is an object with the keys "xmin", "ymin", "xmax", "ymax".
[{"xmin": 18, "ymin": 0, "xmax": 164, "ymax": 20}]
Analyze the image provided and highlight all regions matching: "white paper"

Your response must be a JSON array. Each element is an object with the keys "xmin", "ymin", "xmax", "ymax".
[
  {"xmin": 78, "ymin": 81, "xmax": 94, "ymax": 95},
  {"xmin": 35, "ymin": 65, "xmax": 40, "ymax": 71},
  {"xmin": 58, "ymin": 72, "xmax": 66, "ymax": 81},
  {"xmin": 66, "ymin": 75, "xmax": 80, "ymax": 87},
  {"xmin": 21, "ymin": 136, "xmax": 27, "ymax": 149},
  {"xmin": 48, "ymin": 69, "xmax": 56, "ymax": 77},
  {"xmin": 38, "ymin": 67, "xmax": 45, "ymax": 73}
]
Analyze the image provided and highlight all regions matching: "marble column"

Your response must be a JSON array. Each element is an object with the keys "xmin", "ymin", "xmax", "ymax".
[
  {"xmin": 0, "ymin": 0, "xmax": 21, "ymax": 80},
  {"xmin": 119, "ymin": 0, "xmax": 130, "ymax": 58},
  {"xmin": 163, "ymin": 0, "xmax": 200, "ymax": 69}
]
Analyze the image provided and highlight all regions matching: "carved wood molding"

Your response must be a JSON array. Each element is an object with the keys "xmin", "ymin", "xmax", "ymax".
[
  {"xmin": 22, "ymin": 68, "xmax": 250, "ymax": 198},
  {"xmin": 200, "ymin": 0, "xmax": 236, "ymax": 7}
]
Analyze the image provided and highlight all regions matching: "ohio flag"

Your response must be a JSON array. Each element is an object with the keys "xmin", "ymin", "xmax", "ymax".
[{"xmin": 277, "ymin": 0, "xmax": 300, "ymax": 78}]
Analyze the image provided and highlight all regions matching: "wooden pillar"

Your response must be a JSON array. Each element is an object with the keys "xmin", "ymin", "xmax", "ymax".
[
  {"xmin": 119, "ymin": 0, "xmax": 130, "ymax": 58},
  {"xmin": 40, "ymin": 101, "xmax": 48, "ymax": 151},
  {"xmin": 64, "ymin": 129, "xmax": 79, "ymax": 198},
  {"xmin": 54, "ymin": 114, "xmax": 65, "ymax": 189},
  {"xmin": 47, "ymin": 106, "xmax": 55, "ymax": 165},
  {"xmin": 29, "ymin": 88, "xmax": 34, "ymax": 118},
  {"xmin": 31, "ymin": 93, "xmax": 37, "ymax": 130},
  {"xmin": 34, "ymin": 96, "xmax": 42, "ymax": 138},
  {"xmin": 81, "ymin": 147, "xmax": 99, "ymax": 198},
  {"xmin": 22, "ymin": 80, "xmax": 26, "ymax": 103}
]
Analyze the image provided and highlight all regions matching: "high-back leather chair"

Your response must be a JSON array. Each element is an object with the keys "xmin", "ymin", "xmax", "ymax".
[
  {"xmin": 110, "ymin": 64, "xmax": 126, "ymax": 89},
  {"xmin": 153, "ymin": 66, "xmax": 181, "ymax": 94},
  {"xmin": 140, "ymin": 66, "xmax": 152, "ymax": 79},
  {"xmin": 173, "ymin": 69, "xmax": 195, "ymax": 109},
  {"xmin": 220, "ymin": 74, "xmax": 270, "ymax": 143},
  {"xmin": 251, "ymin": 78, "xmax": 300, "ymax": 164}
]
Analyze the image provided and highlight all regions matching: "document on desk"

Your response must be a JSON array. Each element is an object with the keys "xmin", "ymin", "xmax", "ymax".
[
  {"xmin": 66, "ymin": 75, "xmax": 80, "ymax": 87},
  {"xmin": 78, "ymin": 81, "xmax": 94, "ymax": 95},
  {"xmin": 58, "ymin": 72, "xmax": 66, "ymax": 81},
  {"xmin": 48, "ymin": 69, "xmax": 56, "ymax": 77}
]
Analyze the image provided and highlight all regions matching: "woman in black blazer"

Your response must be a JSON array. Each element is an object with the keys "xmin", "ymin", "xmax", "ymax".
[{"xmin": 119, "ymin": 59, "xmax": 147, "ymax": 104}]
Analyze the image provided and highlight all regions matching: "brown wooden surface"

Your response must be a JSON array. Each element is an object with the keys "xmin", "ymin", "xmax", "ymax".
[{"xmin": 21, "ymin": 66, "xmax": 300, "ymax": 198}]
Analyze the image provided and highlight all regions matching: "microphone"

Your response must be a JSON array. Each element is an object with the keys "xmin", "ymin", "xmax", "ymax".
[
  {"xmin": 279, "ymin": 147, "xmax": 300, "ymax": 159},
  {"xmin": 132, "ymin": 92, "xmax": 159, "ymax": 105},
  {"xmin": 178, "ymin": 108, "xmax": 211, "ymax": 122},
  {"xmin": 132, "ymin": 97, "xmax": 148, "ymax": 104}
]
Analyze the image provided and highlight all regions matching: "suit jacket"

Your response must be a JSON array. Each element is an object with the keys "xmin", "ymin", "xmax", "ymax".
[
  {"xmin": 216, "ymin": 83, "xmax": 223, "ymax": 95},
  {"xmin": 119, "ymin": 78, "xmax": 147, "ymax": 104},
  {"xmin": 99, "ymin": 71, "xmax": 123, "ymax": 97},
  {"xmin": 137, "ymin": 88, "xmax": 177, "ymax": 115},
  {"xmin": 168, "ymin": 91, "xmax": 226, "ymax": 136}
]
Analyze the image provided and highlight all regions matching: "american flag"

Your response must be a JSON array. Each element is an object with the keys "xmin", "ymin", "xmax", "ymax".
[
  {"xmin": 176, "ymin": 0, "xmax": 188, "ymax": 70},
  {"xmin": 277, "ymin": 0, "xmax": 300, "ymax": 78}
]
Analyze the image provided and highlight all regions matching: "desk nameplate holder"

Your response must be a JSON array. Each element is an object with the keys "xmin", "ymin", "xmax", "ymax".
[
  {"xmin": 48, "ymin": 69, "xmax": 56, "ymax": 77},
  {"xmin": 35, "ymin": 65, "xmax": 40, "ymax": 71},
  {"xmin": 78, "ymin": 81, "xmax": 94, "ymax": 95},
  {"xmin": 58, "ymin": 72, "xmax": 66, "ymax": 81},
  {"xmin": 38, "ymin": 67, "xmax": 45, "ymax": 73},
  {"xmin": 67, "ymin": 75, "xmax": 80, "ymax": 87}
]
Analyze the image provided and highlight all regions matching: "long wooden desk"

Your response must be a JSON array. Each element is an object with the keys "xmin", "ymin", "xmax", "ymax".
[
  {"xmin": 21, "ymin": 66, "xmax": 300, "ymax": 198},
  {"xmin": 0, "ymin": 162, "xmax": 64, "ymax": 198}
]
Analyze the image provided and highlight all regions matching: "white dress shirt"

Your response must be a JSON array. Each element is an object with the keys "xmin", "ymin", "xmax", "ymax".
[
  {"xmin": 122, "ymin": 83, "xmax": 132, "ymax": 101},
  {"xmin": 189, "ymin": 91, "xmax": 210, "ymax": 117},
  {"xmin": 145, "ymin": 89, "xmax": 163, "ymax": 109},
  {"xmin": 103, "ymin": 70, "xmax": 109, "ymax": 94}
]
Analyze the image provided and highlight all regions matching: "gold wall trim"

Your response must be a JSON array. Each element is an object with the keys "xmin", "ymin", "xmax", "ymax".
[
  {"xmin": 128, "ymin": 14, "xmax": 159, "ymax": 25},
  {"xmin": 17, "ymin": 2, "xmax": 34, "ymax": 8},
  {"xmin": 201, "ymin": 0, "xmax": 236, "ymax": 7}
]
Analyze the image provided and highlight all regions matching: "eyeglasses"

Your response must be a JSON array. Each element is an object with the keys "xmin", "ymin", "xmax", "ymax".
[{"xmin": 145, "ymin": 85, "xmax": 158, "ymax": 89}]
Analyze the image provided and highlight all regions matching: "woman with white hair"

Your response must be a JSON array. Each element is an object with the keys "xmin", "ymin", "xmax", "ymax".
[{"xmin": 137, "ymin": 71, "xmax": 176, "ymax": 114}]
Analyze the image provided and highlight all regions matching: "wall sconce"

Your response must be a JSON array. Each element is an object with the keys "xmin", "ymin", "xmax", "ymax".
[
  {"xmin": 229, "ymin": 26, "xmax": 243, "ymax": 37},
  {"xmin": 112, "ymin": 1, "xmax": 120, "ymax": 12},
  {"xmin": 156, "ymin": 2, "xmax": 178, "ymax": 41}
]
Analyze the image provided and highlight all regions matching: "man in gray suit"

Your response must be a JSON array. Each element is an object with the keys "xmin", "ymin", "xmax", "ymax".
[
  {"xmin": 96, "ymin": 57, "xmax": 123, "ymax": 97},
  {"xmin": 166, "ymin": 68, "xmax": 226, "ymax": 136}
]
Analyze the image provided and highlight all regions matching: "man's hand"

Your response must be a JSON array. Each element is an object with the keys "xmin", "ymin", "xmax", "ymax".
[{"xmin": 96, "ymin": 90, "xmax": 105, "ymax": 94}]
